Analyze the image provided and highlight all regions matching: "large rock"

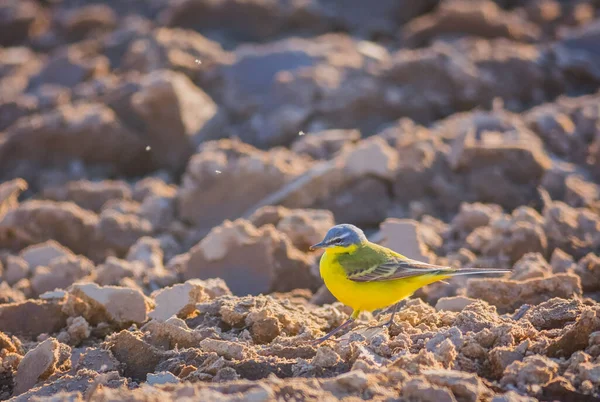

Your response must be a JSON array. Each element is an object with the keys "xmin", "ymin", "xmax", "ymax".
[
  {"xmin": 3, "ymin": 255, "xmax": 29, "ymax": 285},
  {"xmin": 128, "ymin": 70, "xmax": 219, "ymax": 172},
  {"xmin": 19, "ymin": 240, "xmax": 75, "ymax": 269},
  {"xmin": 543, "ymin": 200, "xmax": 600, "ymax": 260},
  {"xmin": 213, "ymin": 34, "xmax": 388, "ymax": 147},
  {"xmin": 31, "ymin": 255, "xmax": 94, "ymax": 296},
  {"xmin": 42, "ymin": 180, "xmax": 132, "ymax": 213},
  {"xmin": 466, "ymin": 273, "xmax": 582, "ymax": 314},
  {"xmin": 446, "ymin": 114, "xmax": 551, "ymax": 210},
  {"xmin": 0, "ymin": 103, "xmax": 153, "ymax": 182},
  {"xmin": 241, "ymin": 138, "xmax": 397, "ymax": 227},
  {"xmin": 160, "ymin": 0, "xmax": 324, "ymax": 43},
  {"xmin": 28, "ymin": 46, "xmax": 110, "ymax": 89},
  {"xmin": 163, "ymin": 0, "xmax": 435, "ymax": 42},
  {"xmin": 384, "ymin": 39, "xmax": 559, "ymax": 121},
  {"xmin": 250, "ymin": 206, "xmax": 334, "ymax": 252},
  {"xmin": 574, "ymin": 253, "xmax": 600, "ymax": 292},
  {"xmin": 0, "ymin": 201, "xmax": 98, "ymax": 256},
  {"xmin": 183, "ymin": 219, "xmax": 317, "ymax": 295},
  {"xmin": 0, "ymin": 47, "xmax": 41, "ymax": 107},
  {"xmin": 118, "ymin": 27, "xmax": 232, "ymax": 86},
  {"xmin": 94, "ymin": 210, "xmax": 153, "ymax": 257},
  {"xmin": 380, "ymin": 218, "xmax": 436, "ymax": 262},
  {"xmin": 391, "ymin": 111, "xmax": 553, "ymax": 217},
  {"xmin": 553, "ymin": 19, "xmax": 600, "ymax": 84},
  {"xmin": 104, "ymin": 330, "xmax": 166, "ymax": 380},
  {"xmin": 13, "ymin": 338, "xmax": 71, "ymax": 396},
  {"xmin": 178, "ymin": 139, "xmax": 311, "ymax": 229},
  {"xmin": 0, "ymin": 300, "xmax": 68, "ymax": 337},
  {"xmin": 0, "ymin": 0, "xmax": 41, "ymax": 46},
  {"xmin": 403, "ymin": 0, "xmax": 540, "ymax": 47},
  {"xmin": 466, "ymin": 207, "xmax": 548, "ymax": 264},
  {"xmin": 56, "ymin": 4, "xmax": 117, "ymax": 42}
]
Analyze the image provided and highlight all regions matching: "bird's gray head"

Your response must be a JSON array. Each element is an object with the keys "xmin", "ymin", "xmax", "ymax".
[{"xmin": 309, "ymin": 224, "xmax": 367, "ymax": 250}]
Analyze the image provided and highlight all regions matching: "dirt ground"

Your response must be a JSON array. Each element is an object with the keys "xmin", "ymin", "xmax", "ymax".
[{"xmin": 1, "ymin": 0, "xmax": 600, "ymax": 401}]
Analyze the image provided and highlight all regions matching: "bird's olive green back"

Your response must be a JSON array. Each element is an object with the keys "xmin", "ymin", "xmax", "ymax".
[{"xmin": 337, "ymin": 242, "xmax": 454, "ymax": 282}]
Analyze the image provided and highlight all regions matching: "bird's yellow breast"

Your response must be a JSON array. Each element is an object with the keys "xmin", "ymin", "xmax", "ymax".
[{"xmin": 319, "ymin": 246, "xmax": 446, "ymax": 313}]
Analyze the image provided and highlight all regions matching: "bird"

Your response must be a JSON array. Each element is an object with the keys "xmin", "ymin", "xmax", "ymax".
[{"xmin": 309, "ymin": 224, "xmax": 510, "ymax": 344}]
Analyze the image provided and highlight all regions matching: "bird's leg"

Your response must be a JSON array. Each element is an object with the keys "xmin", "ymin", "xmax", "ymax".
[
  {"xmin": 311, "ymin": 317, "xmax": 354, "ymax": 345},
  {"xmin": 369, "ymin": 302, "xmax": 399, "ymax": 328},
  {"xmin": 370, "ymin": 299, "xmax": 407, "ymax": 329},
  {"xmin": 311, "ymin": 310, "xmax": 360, "ymax": 345}
]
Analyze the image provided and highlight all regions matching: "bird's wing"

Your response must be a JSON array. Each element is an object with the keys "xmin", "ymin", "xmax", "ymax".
[{"xmin": 338, "ymin": 244, "xmax": 454, "ymax": 283}]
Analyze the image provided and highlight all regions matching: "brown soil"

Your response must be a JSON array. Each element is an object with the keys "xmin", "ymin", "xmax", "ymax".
[{"xmin": 1, "ymin": 0, "xmax": 600, "ymax": 401}]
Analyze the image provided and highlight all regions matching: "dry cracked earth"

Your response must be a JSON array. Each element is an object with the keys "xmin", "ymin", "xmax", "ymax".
[{"xmin": 1, "ymin": 0, "xmax": 600, "ymax": 401}]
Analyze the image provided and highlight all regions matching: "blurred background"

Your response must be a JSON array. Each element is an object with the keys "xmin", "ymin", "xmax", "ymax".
[{"xmin": 0, "ymin": 0, "xmax": 600, "ymax": 298}]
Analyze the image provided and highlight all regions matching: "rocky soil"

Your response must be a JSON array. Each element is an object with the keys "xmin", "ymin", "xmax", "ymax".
[{"xmin": 2, "ymin": 0, "xmax": 600, "ymax": 401}]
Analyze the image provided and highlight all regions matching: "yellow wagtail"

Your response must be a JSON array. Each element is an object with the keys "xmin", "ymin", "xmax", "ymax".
[{"xmin": 310, "ymin": 224, "xmax": 510, "ymax": 344}]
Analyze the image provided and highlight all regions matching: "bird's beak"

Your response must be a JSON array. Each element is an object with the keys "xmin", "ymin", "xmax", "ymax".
[{"xmin": 309, "ymin": 241, "xmax": 326, "ymax": 251}]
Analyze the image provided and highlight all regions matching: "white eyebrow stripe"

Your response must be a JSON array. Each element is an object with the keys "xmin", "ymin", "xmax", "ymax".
[{"xmin": 329, "ymin": 233, "xmax": 350, "ymax": 243}]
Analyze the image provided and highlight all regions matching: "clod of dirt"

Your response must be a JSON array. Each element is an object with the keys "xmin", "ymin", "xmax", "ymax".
[
  {"xmin": 291, "ymin": 129, "xmax": 361, "ymax": 160},
  {"xmin": 42, "ymin": 180, "xmax": 132, "ymax": 213},
  {"xmin": 19, "ymin": 240, "xmax": 75, "ymax": 270},
  {"xmin": 380, "ymin": 218, "xmax": 436, "ymax": 262},
  {"xmin": 0, "ymin": 103, "xmax": 153, "ymax": 184},
  {"xmin": 31, "ymin": 255, "xmax": 94, "ymax": 296},
  {"xmin": 0, "ymin": 201, "xmax": 99, "ymax": 257},
  {"xmin": 149, "ymin": 279, "xmax": 218, "ymax": 321},
  {"xmin": 29, "ymin": 47, "xmax": 109, "ymax": 90},
  {"xmin": 199, "ymin": 338, "xmax": 247, "ymax": 360},
  {"xmin": 274, "ymin": 209, "xmax": 334, "ymax": 252},
  {"xmin": 546, "ymin": 308, "xmax": 600, "ymax": 358},
  {"xmin": 129, "ymin": 69, "xmax": 219, "ymax": 172},
  {"xmin": 178, "ymin": 139, "xmax": 311, "ymax": 229},
  {"xmin": 511, "ymin": 253, "xmax": 552, "ymax": 281},
  {"xmin": 95, "ymin": 209, "xmax": 153, "ymax": 257},
  {"xmin": 75, "ymin": 347, "xmax": 121, "ymax": 373},
  {"xmin": 575, "ymin": 253, "xmax": 600, "ymax": 292},
  {"xmin": 524, "ymin": 297, "xmax": 583, "ymax": 331},
  {"xmin": 500, "ymin": 355, "xmax": 559, "ymax": 393},
  {"xmin": 94, "ymin": 256, "xmax": 141, "ymax": 286},
  {"xmin": 0, "ymin": 331, "xmax": 21, "ymax": 354},
  {"xmin": 142, "ymin": 318, "xmax": 203, "ymax": 350},
  {"xmin": 0, "ymin": 179, "xmax": 27, "ymax": 218},
  {"xmin": 466, "ymin": 207, "xmax": 548, "ymax": 265},
  {"xmin": 435, "ymin": 296, "xmax": 478, "ymax": 312},
  {"xmin": 57, "ymin": 4, "xmax": 117, "ymax": 41},
  {"xmin": 199, "ymin": 294, "xmax": 328, "ymax": 344},
  {"xmin": 65, "ymin": 283, "xmax": 153, "ymax": 327},
  {"xmin": 0, "ymin": 300, "xmax": 68, "ymax": 337},
  {"xmin": 403, "ymin": 0, "xmax": 540, "ymax": 48},
  {"xmin": 466, "ymin": 273, "xmax": 582, "ymax": 313},
  {"xmin": 147, "ymin": 371, "xmax": 180, "ymax": 385},
  {"xmin": 104, "ymin": 330, "xmax": 167, "ymax": 380},
  {"xmin": 182, "ymin": 219, "xmax": 317, "ymax": 296},
  {"xmin": 543, "ymin": 200, "xmax": 600, "ymax": 260},
  {"xmin": 3, "ymin": 256, "xmax": 30, "ymax": 286},
  {"xmin": 342, "ymin": 137, "xmax": 398, "ymax": 181},
  {"xmin": 13, "ymin": 338, "xmax": 71, "ymax": 396},
  {"xmin": 550, "ymin": 248, "xmax": 576, "ymax": 274}
]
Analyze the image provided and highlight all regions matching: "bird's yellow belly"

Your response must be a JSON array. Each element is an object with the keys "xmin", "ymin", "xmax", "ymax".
[{"xmin": 320, "ymin": 252, "xmax": 445, "ymax": 312}]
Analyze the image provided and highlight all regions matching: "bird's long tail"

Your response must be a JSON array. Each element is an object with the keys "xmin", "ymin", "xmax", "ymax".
[{"xmin": 445, "ymin": 267, "xmax": 511, "ymax": 277}]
